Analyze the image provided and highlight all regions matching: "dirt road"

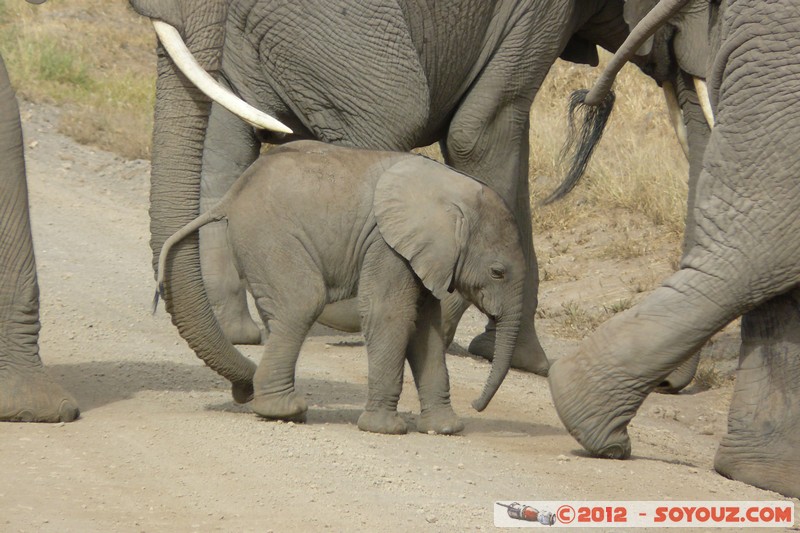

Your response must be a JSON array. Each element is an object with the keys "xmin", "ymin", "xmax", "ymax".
[{"xmin": 1, "ymin": 102, "xmax": 797, "ymax": 532}]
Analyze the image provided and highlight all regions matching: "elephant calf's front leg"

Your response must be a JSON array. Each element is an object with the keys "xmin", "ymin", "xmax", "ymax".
[
  {"xmin": 408, "ymin": 294, "xmax": 463, "ymax": 435},
  {"xmin": 357, "ymin": 244, "xmax": 420, "ymax": 435}
]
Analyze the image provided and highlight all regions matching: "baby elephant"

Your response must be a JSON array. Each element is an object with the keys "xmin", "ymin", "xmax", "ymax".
[{"xmin": 158, "ymin": 140, "xmax": 525, "ymax": 435}]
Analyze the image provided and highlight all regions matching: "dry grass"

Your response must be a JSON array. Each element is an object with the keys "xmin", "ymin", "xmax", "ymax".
[
  {"xmin": 539, "ymin": 296, "xmax": 636, "ymax": 339},
  {"xmin": 530, "ymin": 55, "xmax": 688, "ymax": 239},
  {"xmin": 0, "ymin": 0, "xmax": 156, "ymax": 160},
  {"xmin": 692, "ymin": 359, "xmax": 733, "ymax": 390},
  {"xmin": 2, "ymin": 2, "xmax": 688, "ymax": 241}
]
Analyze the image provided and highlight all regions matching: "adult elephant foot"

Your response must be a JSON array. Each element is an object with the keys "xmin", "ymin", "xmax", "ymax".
[
  {"xmin": 0, "ymin": 367, "xmax": 80, "ymax": 423},
  {"xmin": 713, "ymin": 292, "xmax": 800, "ymax": 499},
  {"xmin": 468, "ymin": 319, "xmax": 550, "ymax": 376},
  {"xmin": 548, "ymin": 284, "xmax": 713, "ymax": 458},
  {"xmin": 251, "ymin": 389, "xmax": 308, "ymax": 422},
  {"xmin": 548, "ymin": 347, "xmax": 638, "ymax": 458},
  {"xmin": 417, "ymin": 406, "xmax": 464, "ymax": 435},
  {"xmin": 655, "ymin": 351, "xmax": 700, "ymax": 394},
  {"xmin": 358, "ymin": 409, "xmax": 408, "ymax": 435}
]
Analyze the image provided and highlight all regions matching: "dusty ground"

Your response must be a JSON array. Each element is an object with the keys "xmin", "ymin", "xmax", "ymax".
[{"xmin": 1, "ymin": 101, "xmax": 797, "ymax": 532}]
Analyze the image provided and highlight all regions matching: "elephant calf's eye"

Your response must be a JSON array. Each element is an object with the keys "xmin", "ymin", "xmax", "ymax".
[{"xmin": 490, "ymin": 266, "xmax": 506, "ymax": 280}]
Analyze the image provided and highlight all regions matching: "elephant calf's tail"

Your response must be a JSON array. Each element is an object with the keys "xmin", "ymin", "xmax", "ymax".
[
  {"xmin": 153, "ymin": 209, "xmax": 227, "ymax": 313},
  {"xmin": 541, "ymin": 89, "xmax": 615, "ymax": 204}
]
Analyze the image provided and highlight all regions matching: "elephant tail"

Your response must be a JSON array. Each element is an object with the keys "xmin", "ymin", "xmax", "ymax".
[
  {"xmin": 541, "ymin": 89, "xmax": 615, "ymax": 205},
  {"xmin": 543, "ymin": 0, "xmax": 695, "ymax": 205},
  {"xmin": 154, "ymin": 207, "xmax": 227, "ymax": 313}
]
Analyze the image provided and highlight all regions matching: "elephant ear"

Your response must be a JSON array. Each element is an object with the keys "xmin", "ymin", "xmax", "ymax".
[
  {"xmin": 623, "ymin": 0, "xmax": 660, "ymax": 56},
  {"xmin": 374, "ymin": 157, "xmax": 482, "ymax": 300}
]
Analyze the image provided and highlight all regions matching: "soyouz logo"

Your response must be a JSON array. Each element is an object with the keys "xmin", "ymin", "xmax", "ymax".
[{"xmin": 493, "ymin": 501, "xmax": 795, "ymax": 528}]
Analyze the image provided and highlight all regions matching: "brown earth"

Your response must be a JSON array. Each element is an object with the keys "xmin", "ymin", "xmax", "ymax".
[{"xmin": 1, "ymin": 101, "xmax": 797, "ymax": 532}]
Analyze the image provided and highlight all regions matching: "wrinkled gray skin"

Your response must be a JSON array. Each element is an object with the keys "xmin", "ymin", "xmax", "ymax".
[
  {"xmin": 128, "ymin": 0, "xmax": 645, "ymax": 393},
  {"xmin": 622, "ymin": 0, "xmax": 712, "ymax": 393},
  {"xmin": 159, "ymin": 141, "xmax": 526, "ymax": 435},
  {"xmin": 549, "ymin": 0, "xmax": 800, "ymax": 499},
  {"xmin": 0, "ymin": 0, "xmax": 80, "ymax": 423}
]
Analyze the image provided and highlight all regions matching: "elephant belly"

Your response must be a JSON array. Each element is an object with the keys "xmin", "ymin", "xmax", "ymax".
[{"xmin": 224, "ymin": 0, "xmax": 508, "ymax": 151}]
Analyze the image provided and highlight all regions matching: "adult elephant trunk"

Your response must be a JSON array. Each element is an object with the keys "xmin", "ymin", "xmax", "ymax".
[
  {"xmin": 133, "ymin": 1, "xmax": 256, "ymax": 401},
  {"xmin": 472, "ymin": 282, "xmax": 523, "ymax": 412}
]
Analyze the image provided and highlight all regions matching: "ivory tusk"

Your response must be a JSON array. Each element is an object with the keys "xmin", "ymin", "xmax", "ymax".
[
  {"xmin": 662, "ymin": 82, "xmax": 690, "ymax": 160},
  {"xmin": 693, "ymin": 77, "xmax": 715, "ymax": 129},
  {"xmin": 152, "ymin": 20, "xmax": 293, "ymax": 134}
]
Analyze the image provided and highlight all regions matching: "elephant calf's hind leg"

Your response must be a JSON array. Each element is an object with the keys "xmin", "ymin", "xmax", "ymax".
[
  {"xmin": 249, "ymin": 285, "xmax": 324, "ymax": 422},
  {"xmin": 250, "ymin": 316, "xmax": 313, "ymax": 423}
]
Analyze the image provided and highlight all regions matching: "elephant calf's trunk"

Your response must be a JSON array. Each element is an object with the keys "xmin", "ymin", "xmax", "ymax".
[{"xmin": 472, "ymin": 298, "xmax": 521, "ymax": 411}]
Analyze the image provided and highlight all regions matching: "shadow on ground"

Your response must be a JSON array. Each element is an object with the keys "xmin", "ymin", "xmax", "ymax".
[
  {"xmin": 48, "ymin": 360, "xmax": 559, "ymax": 437},
  {"xmin": 48, "ymin": 360, "xmax": 233, "ymax": 413}
]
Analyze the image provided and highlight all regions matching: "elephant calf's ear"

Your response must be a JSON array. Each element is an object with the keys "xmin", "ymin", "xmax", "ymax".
[{"xmin": 374, "ymin": 158, "xmax": 477, "ymax": 300}]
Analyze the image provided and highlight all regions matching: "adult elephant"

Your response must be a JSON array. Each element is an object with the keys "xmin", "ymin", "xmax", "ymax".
[
  {"xmin": 0, "ymin": 0, "xmax": 80, "ymax": 422},
  {"xmin": 549, "ymin": 0, "xmax": 800, "ymax": 498},
  {"xmin": 551, "ymin": 0, "xmax": 714, "ymax": 393},
  {"xmin": 128, "ymin": 0, "xmax": 648, "ymax": 400}
]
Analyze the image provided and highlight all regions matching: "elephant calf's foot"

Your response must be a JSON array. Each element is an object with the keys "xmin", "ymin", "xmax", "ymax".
[
  {"xmin": 468, "ymin": 329, "xmax": 550, "ymax": 376},
  {"xmin": 357, "ymin": 409, "xmax": 408, "ymax": 434},
  {"xmin": 417, "ymin": 406, "xmax": 464, "ymax": 435},
  {"xmin": 0, "ymin": 368, "xmax": 80, "ymax": 423},
  {"xmin": 251, "ymin": 390, "xmax": 307, "ymax": 422}
]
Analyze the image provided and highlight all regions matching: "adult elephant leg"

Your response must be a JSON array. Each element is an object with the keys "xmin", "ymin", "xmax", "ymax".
[
  {"xmin": 657, "ymin": 70, "xmax": 712, "ymax": 393},
  {"xmin": 714, "ymin": 289, "xmax": 800, "ymax": 498},
  {"xmin": 550, "ymin": 99, "xmax": 800, "ymax": 458},
  {"xmin": 549, "ymin": 275, "xmax": 749, "ymax": 459},
  {"xmin": 200, "ymin": 100, "xmax": 261, "ymax": 344},
  {"xmin": 443, "ymin": 101, "xmax": 548, "ymax": 376},
  {"xmin": 656, "ymin": 353, "xmax": 700, "ymax": 393},
  {"xmin": 550, "ymin": 208, "xmax": 800, "ymax": 458},
  {"xmin": 0, "ymin": 55, "xmax": 78, "ymax": 422}
]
